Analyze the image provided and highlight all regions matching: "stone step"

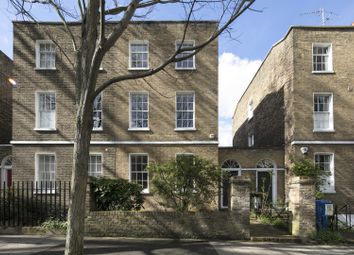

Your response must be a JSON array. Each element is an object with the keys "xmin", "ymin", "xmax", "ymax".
[{"xmin": 250, "ymin": 235, "xmax": 302, "ymax": 243}]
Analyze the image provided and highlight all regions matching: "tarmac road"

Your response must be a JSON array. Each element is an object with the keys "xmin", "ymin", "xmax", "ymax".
[{"xmin": 0, "ymin": 235, "xmax": 354, "ymax": 255}]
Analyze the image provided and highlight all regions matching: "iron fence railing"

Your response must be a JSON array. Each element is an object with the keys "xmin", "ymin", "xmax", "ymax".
[{"xmin": 0, "ymin": 181, "xmax": 70, "ymax": 227}]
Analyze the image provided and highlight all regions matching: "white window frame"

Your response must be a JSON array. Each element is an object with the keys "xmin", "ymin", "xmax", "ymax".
[
  {"xmin": 313, "ymin": 92, "xmax": 334, "ymax": 132},
  {"xmin": 248, "ymin": 134, "xmax": 254, "ymax": 147},
  {"xmin": 314, "ymin": 153, "xmax": 335, "ymax": 193},
  {"xmin": 175, "ymin": 91, "xmax": 196, "ymax": 131},
  {"xmin": 89, "ymin": 153, "xmax": 103, "ymax": 177},
  {"xmin": 128, "ymin": 92, "xmax": 150, "ymax": 131},
  {"xmin": 35, "ymin": 40, "xmax": 56, "ymax": 70},
  {"xmin": 35, "ymin": 91, "xmax": 57, "ymax": 131},
  {"xmin": 129, "ymin": 153, "xmax": 149, "ymax": 193},
  {"xmin": 35, "ymin": 152, "xmax": 56, "ymax": 193},
  {"xmin": 128, "ymin": 40, "xmax": 149, "ymax": 70},
  {"xmin": 93, "ymin": 93, "xmax": 103, "ymax": 131},
  {"xmin": 312, "ymin": 43, "xmax": 333, "ymax": 73},
  {"xmin": 175, "ymin": 40, "xmax": 196, "ymax": 70},
  {"xmin": 220, "ymin": 160, "xmax": 241, "ymax": 209},
  {"xmin": 247, "ymin": 99, "xmax": 254, "ymax": 120}
]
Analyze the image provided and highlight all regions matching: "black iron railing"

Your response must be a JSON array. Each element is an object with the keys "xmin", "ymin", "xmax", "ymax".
[{"xmin": 0, "ymin": 181, "xmax": 70, "ymax": 227}]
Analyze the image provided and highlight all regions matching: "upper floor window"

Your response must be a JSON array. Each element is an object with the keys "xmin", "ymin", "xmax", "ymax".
[
  {"xmin": 312, "ymin": 43, "xmax": 332, "ymax": 72},
  {"xmin": 129, "ymin": 92, "xmax": 149, "ymax": 130},
  {"xmin": 35, "ymin": 153, "xmax": 56, "ymax": 188},
  {"xmin": 36, "ymin": 40, "xmax": 56, "ymax": 69},
  {"xmin": 89, "ymin": 154, "xmax": 102, "ymax": 177},
  {"xmin": 315, "ymin": 153, "xmax": 335, "ymax": 193},
  {"xmin": 36, "ymin": 92, "xmax": 56, "ymax": 130},
  {"xmin": 129, "ymin": 154, "xmax": 149, "ymax": 193},
  {"xmin": 93, "ymin": 93, "xmax": 102, "ymax": 130},
  {"xmin": 175, "ymin": 92, "xmax": 195, "ymax": 130},
  {"xmin": 175, "ymin": 40, "xmax": 195, "ymax": 70},
  {"xmin": 248, "ymin": 133, "xmax": 254, "ymax": 147},
  {"xmin": 129, "ymin": 41, "xmax": 149, "ymax": 69},
  {"xmin": 313, "ymin": 93, "xmax": 333, "ymax": 132},
  {"xmin": 247, "ymin": 99, "xmax": 254, "ymax": 120}
]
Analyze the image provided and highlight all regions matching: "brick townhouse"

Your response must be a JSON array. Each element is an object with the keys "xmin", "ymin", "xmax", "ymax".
[
  {"xmin": 0, "ymin": 50, "xmax": 13, "ymax": 188},
  {"xmin": 11, "ymin": 21, "xmax": 219, "ymax": 210},
  {"xmin": 228, "ymin": 26, "xmax": 354, "ymax": 206}
]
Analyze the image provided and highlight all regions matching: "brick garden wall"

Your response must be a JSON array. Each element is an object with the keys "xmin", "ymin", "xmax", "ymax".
[
  {"xmin": 85, "ymin": 210, "xmax": 250, "ymax": 239},
  {"xmin": 85, "ymin": 176, "xmax": 251, "ymax": 239}
]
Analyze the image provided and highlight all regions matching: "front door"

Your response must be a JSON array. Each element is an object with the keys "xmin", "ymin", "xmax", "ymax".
[
  {"xmin": 257, "ymin": 171, "xmax": 272, "ymax": 203},
  {"xmin": 220, "ymin": 171, "xmax": 239, "ymax": 208}
]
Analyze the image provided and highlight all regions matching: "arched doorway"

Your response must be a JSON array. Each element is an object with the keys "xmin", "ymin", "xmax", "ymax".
[
  {"xmin": 256, "ymin": 159, "xmax": 276, "ymax": 203},
  {"xmin": 1, "ymin": 156, "xmax": 12, "ymax": 188},
  {"xmin": 220, "ymin": 159, "xmax": 241, "ymax": 209}
]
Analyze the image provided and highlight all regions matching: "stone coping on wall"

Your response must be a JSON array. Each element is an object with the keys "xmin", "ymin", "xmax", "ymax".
[{"xmin": 85, "ymin": 210, "xmax": 250, "ymax": 240}]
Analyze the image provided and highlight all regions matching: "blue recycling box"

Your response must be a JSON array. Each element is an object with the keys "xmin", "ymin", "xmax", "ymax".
[{"xmin": 316, "ymin": 200, "xmax": 332, "ymax": 230}]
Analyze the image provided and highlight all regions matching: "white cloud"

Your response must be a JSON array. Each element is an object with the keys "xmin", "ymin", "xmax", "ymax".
[{"xmin": 218, "ymin": 52, "xmax": 261, "ymax": 146}]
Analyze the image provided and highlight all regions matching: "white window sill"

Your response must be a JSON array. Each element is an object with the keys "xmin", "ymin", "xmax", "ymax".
[
  {"xmin": 128, "ymin": 68, "xmax": 149, "ymax": 71},
  {"xmin": 34, "ymin": 128, "xmax": 57, "ymax": 132},
  {"xmin": 142, "ymin": 190, "xmax": 150, "ymax": 194},
  {"xmin": 175, "ymin": 67, "xmax": 196, "ymax": 71},
  {"xmin": 35, "ymin": 67, "xmax": 57, "ymax": 71},
  {"xmin": 92, "ymin": 128, "xmax": 103, "ymax": 132},
  {"xmin": 33, "ymin": 189, "xmax": 57, "ymax": 194},
  {"xmin": 128, "ymin": 128, "xmax": 150, "ymax": 131},
  {"xmin": 312, "ymin": 70, "xmax": 335, "ymax": 74},
  {"xmin": 313, "ymin": 129, "xmax": 335, "ymax": 133},
  {"xmin": 174, "ymin": 128, "xmax": 197, "ymax": 131},
  {"xmin": 323, "ymin": 189, "xmax": 336, "ymax": 194}
]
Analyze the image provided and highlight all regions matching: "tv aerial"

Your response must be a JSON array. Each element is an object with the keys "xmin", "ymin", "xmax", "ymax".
[{"xmin": 301, "ymin": 8, "xmax": 338, "ymax": 26}]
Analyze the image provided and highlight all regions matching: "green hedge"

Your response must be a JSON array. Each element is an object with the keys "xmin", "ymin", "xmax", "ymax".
[{"xmin": 90, "ymin": 177, "xmax": 144, "ymax": 211}]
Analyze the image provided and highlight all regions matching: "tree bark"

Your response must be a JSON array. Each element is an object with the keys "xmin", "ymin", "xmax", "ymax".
[{"xmin": 64, "ymin": 94, "xmax": 93, "ymax": 255}]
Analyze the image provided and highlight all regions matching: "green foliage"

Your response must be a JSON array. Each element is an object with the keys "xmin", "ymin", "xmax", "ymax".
[
  {"xmin": 257, "ymin": 214, "xmax": 286, "ymax": 228},
  {"xmin": 90, "ymin": 177, "xmax": 144, "ymax": 211},
  {"xmin": 291, "ymin": 159, "xmax": 330, "ymax": 199},
  {"xmin": 312, "ymin": 230, "xmax": 344, "ymax": 244},
  {"xmin": 40, "ymin": 217, "xmax": 68, "ymax": 231},
  {"xmin": 148, "ymin": 155, "xmax": 221, "ymax": 212},
  {"xmin": 292, "ymin": 159, "xmax": 318, "ymax": 178}
]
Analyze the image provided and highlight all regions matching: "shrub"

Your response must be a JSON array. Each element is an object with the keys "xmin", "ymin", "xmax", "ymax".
[
  {"xmin": 40, "ymin": 217, "xmax": 68, "ymax": 231},
  {"xmin": 291, "ymin": 159, "xmax": 329, "ymax": 199},
  {"xmin": 312, "ymin": 230, "xmax": 344, "ymax": 244},
  {"xmin": 148, "ymin": 155, "xmax": 221, "ymax": 212},
  {"xmin": 90, "ymin": 177, "xmax": 144, "ymax": 211}
]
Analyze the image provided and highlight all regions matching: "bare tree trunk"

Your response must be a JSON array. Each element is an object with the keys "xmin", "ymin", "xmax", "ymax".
[{"xmin": 65, "ymin": 78, "xmax": 93, "ymax": 255}]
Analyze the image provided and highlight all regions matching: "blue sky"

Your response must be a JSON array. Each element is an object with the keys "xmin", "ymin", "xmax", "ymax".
[{"xmin": 1, "ymin": 0, "xmax": 354, "ymax": 145}]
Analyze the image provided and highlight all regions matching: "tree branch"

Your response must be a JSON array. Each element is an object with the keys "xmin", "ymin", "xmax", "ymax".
[
  {"xmin": 94, "ymin": 0, "xmax": 255, "ymax": 97},
  {"xmin": 48, "ymin": 0, "xmax": 78, "ymax": 51}
]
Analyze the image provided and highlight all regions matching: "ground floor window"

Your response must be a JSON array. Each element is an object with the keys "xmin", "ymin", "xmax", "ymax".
[
  {"xmin": 220, "ymin": 159, "xmax": 241, "ymax": 209},
  {"xmin": 315, "ymin": 153, "xmax": 335, "ymax": 193},
  {"xmin": 35, "ymin": 153, "xmax": 56, "ymax": 189},
  {"xmin": 129, "ymin": 154, "xmax": 149, "ymax": 193},
  {"xmin": 89, "ymin": 154, "xmax": 103, "ymax": 177}
]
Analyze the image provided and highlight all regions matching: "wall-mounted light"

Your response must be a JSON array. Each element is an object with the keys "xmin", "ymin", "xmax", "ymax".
[
  {"xmin": 300, "ymin": 147, "xmax": 309, "ymax": 155},
  {"xmin": 7, "ymin": 78, "xmax": 17, "ymax": 87}
]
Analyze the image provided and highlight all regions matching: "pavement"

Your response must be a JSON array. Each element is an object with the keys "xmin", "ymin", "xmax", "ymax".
[{"xmin": 0, "ymin": 235, "xmax": 354, "ymax": 255}]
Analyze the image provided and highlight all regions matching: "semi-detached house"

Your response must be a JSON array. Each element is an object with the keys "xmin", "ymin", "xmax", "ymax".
[
  {"xmin": 225, "ymin": 26, "xmax": 354, "ymax": 206},
  {"xmin": 10, "ymin": 21, "xmax": 219, "ymax": 210}
]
